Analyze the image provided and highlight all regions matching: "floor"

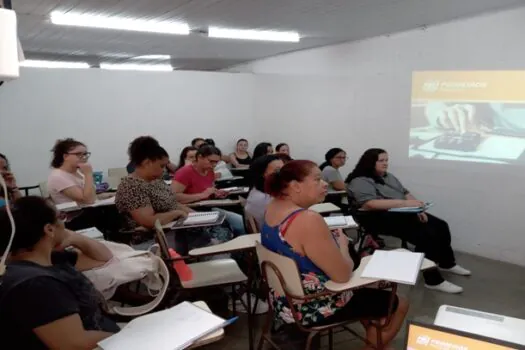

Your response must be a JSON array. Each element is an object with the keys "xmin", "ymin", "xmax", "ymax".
[{"xmin": 200, "ymin": 250, "xmax": 525, "ymax": 349}]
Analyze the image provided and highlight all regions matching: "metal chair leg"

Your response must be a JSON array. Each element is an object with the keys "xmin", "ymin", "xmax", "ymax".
[{"xmin": 305, "ymin": 331, "xmax": 318, "ymax": 350}]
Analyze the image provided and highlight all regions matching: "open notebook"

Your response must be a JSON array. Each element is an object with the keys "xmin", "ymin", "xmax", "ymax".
[
  {"xmin": 97, "ymin": 301, "xmax": 232, "ymax": 350},
  {"xmin": 168, "ymin": 211, "xmax": 224, "ymax": 229},
  {"xmin": 389, "ymin": 202, "xmax": 434, "ymax": 213},
  {"xmin": 324, "ymin": 216, "xmax": 358, "ymax": 229},
  {"xmin": 361, "ymin": 250, "xmax": 424, "ymax": 285}
]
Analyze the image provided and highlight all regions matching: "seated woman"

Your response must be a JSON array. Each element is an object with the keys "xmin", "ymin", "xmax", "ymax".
[
  {"xmin": 191, "ymin": 137, "xmax": 206, "ymax": 148},
  {"xmin": 346, "ymin": 148, "xmax": 471, "ymax": 294},
  {"xmin": 262, "ymin": 160, "xmax": 408, "ymax": 348},
  {"xmin": 172, "ymin": 145, "xmax": 246, "ymax": 237},
  {"xmin": 320, "ymin": 148, "xmax": 347, "ymax": 191},
  {"xmin": 175, "ymin": 146, "xmax": 197, "ymax": 172},
  {"xmin": 0, "ymin": 196, "xmax": 117, "ymax": 349},
  {"xmin": 253, "ymin": 142, "xmax": 273, "ymax": 160},
  {"xmin": 0, "ymin": 153, "xmax": 21, "ymax": 207},
  {"xmin": 275, "ymin": 143, "xmax": 290, "ymax": 156},
  {"xmin": 116, "ymin": 137, "xmax": 232, "ymax": 252},
  {"xmin": 47, "ymin": 138, "xmax": 97, "ymax": 205},
  {"xmin": 245, "ymin": 155, "xmax": 284, "ymax": 228},
  {"xmin": 230, "ymin": 139, "xmax": 252, "ymax": 169},
  {"xmin": 127, "ymin": 136, "xmax": 177, "ymax": 177}
]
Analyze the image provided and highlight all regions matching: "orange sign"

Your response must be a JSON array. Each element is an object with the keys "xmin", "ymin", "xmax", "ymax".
[
  {"xmin": 412, "ymin": 71, "xmax": 525, "ymax": 102},
  {"xmin": 407, "ymin": 324, "xmax": 517, "ymax": 350}
]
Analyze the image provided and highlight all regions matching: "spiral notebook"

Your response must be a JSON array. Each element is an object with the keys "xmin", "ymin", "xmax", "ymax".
[
  {"xmin": 361, "ymin": 250, "xmax": 424, "ymax": 285},
  {"xmin": 168, "ymin": 211, "xmax": 224, "ymax": 229},
  {"xmin": 97, "ymin": 301, "xmax": 232, "ymax": 350}
]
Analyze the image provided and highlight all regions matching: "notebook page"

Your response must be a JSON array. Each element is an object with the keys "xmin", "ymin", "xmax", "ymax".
[
  {"xmin": 324, "ymin": 216, "xmax": 347, "ymax": 227},
  {"xmin": 183, "ymin": 212, "xmax": 219, "ymax": 225},
  {"xmin": 98, "ymin": 302, "xmax": 226, "ymax": 350},
  {"xmin": 361, "ymin": 250, "xmax": 424, "ymax": 285}
]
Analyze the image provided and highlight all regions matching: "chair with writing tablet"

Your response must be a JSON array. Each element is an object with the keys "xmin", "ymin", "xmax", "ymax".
[
  {"xmin": 108, "ymin": 167, "xmax": 128, "ymax": 179},
  {"xmin": 346, "ymin": 189, "xmax": 409, "ymax": 253},
  {"xmin": 255, "ymin": 242, "xmax": 397, "ymax": 350},
  {"xmin": 153, "ymin": 220, "xmax": 256, "ymax": 350}
]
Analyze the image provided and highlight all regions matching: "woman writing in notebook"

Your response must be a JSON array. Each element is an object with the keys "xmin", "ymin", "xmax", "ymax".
[
  {"xmin": 229, "ymin": 138, "xmax": 252, "ymax": 169},
  {"xmin": 346, "ymin": 148, "xmax": 471, "ymax": 294},
  {"xmin": 172, "ymin": 145, "xmax": 246, "ymax": 237},
  {"xmin": 262, "ymin": 160, "xmax": 408, "ymax": 349},
  {"xmin": 116, "ymin": 137, "xmax": 231, "ymax": 251}
]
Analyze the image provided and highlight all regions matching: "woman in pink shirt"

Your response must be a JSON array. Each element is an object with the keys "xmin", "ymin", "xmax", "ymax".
[
  {"xmin": 47, "ymin": 138, "xmax": 96, "ymax": 205},
  {"xmin": 172, "ymin": 145, "xmax": 246, "ymax": 237}
]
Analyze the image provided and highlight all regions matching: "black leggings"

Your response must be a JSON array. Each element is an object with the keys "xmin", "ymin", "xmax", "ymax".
[{"xmin": 357, "ymin": 212, "xmax": 455, "ymax": 285}]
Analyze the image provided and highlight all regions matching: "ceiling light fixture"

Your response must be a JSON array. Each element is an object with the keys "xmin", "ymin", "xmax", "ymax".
[
  {"xmin": 133, "ymin": 54, "xmax": 171, "ymax": 60},
  {"xmin": 100, "ymin": 63, "xmax": 174, "ymax": 71},
  {"xmin": 50, "ymin": 11, "xmax": 190, "ymax": 35},
  {"xmin": 208, "ymin": 27, "xmax": 300, "ymax": 42},
  {"xmin": 20, "ymin": 59, "xmax": 90, "ymax": 69}
]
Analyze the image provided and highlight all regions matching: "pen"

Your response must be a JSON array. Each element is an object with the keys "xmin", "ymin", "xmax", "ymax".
[{"xmin": 223, "ymin": 316, "xmax": 239, "ymax": 327}]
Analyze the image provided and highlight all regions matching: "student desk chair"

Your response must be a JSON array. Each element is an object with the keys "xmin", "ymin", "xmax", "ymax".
[{"xmin": 256, "ymin": 242, "xmax": 397, "ymax": 350}]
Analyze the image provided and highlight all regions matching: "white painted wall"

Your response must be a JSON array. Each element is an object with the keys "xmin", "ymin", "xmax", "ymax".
[
  {"xmin": 245, "ymin": 7, "xmax": 525, "ymax": 266},
  {"xmin": 0, "ymin": 68, "xmax": 256, "ymax": 185}
]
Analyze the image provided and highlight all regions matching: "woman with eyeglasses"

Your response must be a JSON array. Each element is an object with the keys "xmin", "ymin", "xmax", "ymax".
[
  {"xmin": 320, "ymin": 148, "xmax": 347, "ymax": 191},
  {"xmin": 47, "ymin": 138, "xmax": 96, "ymax": 205}
]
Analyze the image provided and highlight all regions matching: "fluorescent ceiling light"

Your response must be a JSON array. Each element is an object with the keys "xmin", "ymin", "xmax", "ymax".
[
  {"xmin": 208, "ymin": 27, "xmax": 300, "ymax": 42},
  {"xmin": 20, "ymin": 59, "xmax": 90, "ymax": 69},
  {"xmin": 133, "ymin": 55, "xmax": 171, "ymax": 60},
  {"xmin": 100, "ymin": 63, "xmax": 173, "ymax": 71},
  {"xmin": 51, "ymin": 11, "xmax": 190, "ymax": 35}
]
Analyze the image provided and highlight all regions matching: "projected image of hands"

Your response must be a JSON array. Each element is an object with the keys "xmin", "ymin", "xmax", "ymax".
[{"xmin": 409, "ymin": 71, "xmax": 525, "ymax": 164}]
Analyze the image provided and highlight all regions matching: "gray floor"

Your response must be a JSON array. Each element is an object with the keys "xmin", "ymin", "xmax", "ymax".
[{"xmin": 201, "ymin": 250, "xmax": 525, "ymax": 349}]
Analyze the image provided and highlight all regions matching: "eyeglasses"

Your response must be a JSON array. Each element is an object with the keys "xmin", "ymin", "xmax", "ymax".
[
  {"xmin": 334, "ymin": 156, "xmax": 348, "ymax": 160},
  {"xmin": 67, "ymin": 152, "xmax": 91, "ymax": 159}
]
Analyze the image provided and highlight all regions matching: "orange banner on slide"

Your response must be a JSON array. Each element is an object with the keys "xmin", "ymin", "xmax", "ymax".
[
  {"xmin": 412, "ymin": 71, "xmax": 525, "ymax": 102},
  {"xmin": 406, "ymin": 324, "xmax": 516, "ymax": 350}
]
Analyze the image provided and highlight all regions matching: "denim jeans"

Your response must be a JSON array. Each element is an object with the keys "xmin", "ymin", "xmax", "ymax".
[{"xmin": 214, "ymin": 208, "xmax": 246, "ymax": 237}]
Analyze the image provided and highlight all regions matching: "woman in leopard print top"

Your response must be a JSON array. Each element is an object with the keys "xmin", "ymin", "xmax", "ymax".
[{"xmin": 115, "ymin": 136, "xmax": 232, "ymax": 251}]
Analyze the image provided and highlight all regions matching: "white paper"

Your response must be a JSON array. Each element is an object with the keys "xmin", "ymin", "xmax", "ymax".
[
  {"xmin": 76, "ymin": 227, "xmax": 104, "ymax": 240},
  {"xmin": 183, "ymin": 211, "xmax": 220, "ymax": 225},
  {"xmin": 361, "ymin": 250, "xmax": 424, "ymax": 285},
  {"xmin": 98, "ymin": 302, "xmax": 225, "ymax": 350},
  {"xmin": 324, "ymin": 216, "xmax": 357, "ymax": 228}
]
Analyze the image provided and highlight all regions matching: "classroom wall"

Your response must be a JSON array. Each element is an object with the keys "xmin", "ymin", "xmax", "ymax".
[
  {"xmin": 245, "ymin": 7, "xmax": 525, "ymax": 266},
  {"xmin": 0, "ymin": 68, "xmax": 256, "ymax": 186}
]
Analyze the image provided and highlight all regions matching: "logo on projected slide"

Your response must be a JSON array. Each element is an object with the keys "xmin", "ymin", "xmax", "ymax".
[
  {"xmin": 422, "ymin": 80, "xmax": 488, "ymax": 93},
  {"xmin": 413, "ymin": 334, "xmax": 469, "ymax": 350},
  {"xmin": 423, "ymin": 80, "xmax": 440, "ymax": 92}
]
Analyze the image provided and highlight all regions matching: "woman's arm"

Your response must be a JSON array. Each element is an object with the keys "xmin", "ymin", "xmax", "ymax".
[
  {"xmin": 35, "ymin": 314, "xmax": 113, "ymax": 350},
  {"xmin": 59, "ymin": 231, "xmax": 113, "ymax": 271},
  {"xmin": 287, "ymin": 211, "xmax": 353, "ymax": 283},
  {"xmin": 129, "ymin": 205, "xmax": 187, "ymax": 229},
  {"xmin": 330, "ymin": 180, "xmax": 346, "ymax": 191},
  {"xmin": 171, "ymin": 181, "xmax": 214, "ymax": 204},
  {"xmin": 362, "ymin": 198, "xmax": 424, "ymax": 210}
]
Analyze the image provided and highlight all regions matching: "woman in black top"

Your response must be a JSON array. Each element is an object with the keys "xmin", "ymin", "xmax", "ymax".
[
  {"xmin": 0, "ymin": 196, "xmax": 116, "ymax": 349},
  {"xmin": 230, "ymin": 138, "xmax": 252, "ymax": 168}
]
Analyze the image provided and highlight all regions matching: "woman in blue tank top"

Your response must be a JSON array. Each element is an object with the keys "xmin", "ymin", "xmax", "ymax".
[{"xmin": 261, "ymin": 160, "xmax": 408, "ymax": 349}]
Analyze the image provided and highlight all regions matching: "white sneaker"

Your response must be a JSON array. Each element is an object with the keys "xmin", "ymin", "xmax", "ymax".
[
  {"xmin": 440, "ymin": 265, "xmax": 471, "ymax": 276},
  {"xmin": 425, "ymin": 280, "xmax": 463, "ymax": 294},
  {"xmin": 228, "ymin": 293, "xmax": 269, "ymax": 314}
]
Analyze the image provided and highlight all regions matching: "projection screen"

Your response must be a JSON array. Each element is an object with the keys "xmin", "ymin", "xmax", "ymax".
[{"xmin": 410, "ymin": 71, "xmax": 525, "ymax": 164}]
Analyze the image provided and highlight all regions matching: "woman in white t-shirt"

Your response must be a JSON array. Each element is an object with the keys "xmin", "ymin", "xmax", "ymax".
[{"xmin": 47, "ymin": 138, "xmax": 97, "ymax": 205}]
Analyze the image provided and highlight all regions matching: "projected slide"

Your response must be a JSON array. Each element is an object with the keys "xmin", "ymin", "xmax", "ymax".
[{"xmin": 410, "ymin": 71, "xmax": 525, "ymax": 164}]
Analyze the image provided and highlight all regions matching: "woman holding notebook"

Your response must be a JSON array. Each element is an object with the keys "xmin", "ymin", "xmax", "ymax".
[
  {"xmin": 262, "ymin": 160, "xmax": 408, "ymax": 349},
  {"xmin": 115, "ymin": 137, "xmax": 231, "ymax": 251},
  {"xmin": 346, "ymin": 148, "xmax": 471, "ymax": 294}
]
